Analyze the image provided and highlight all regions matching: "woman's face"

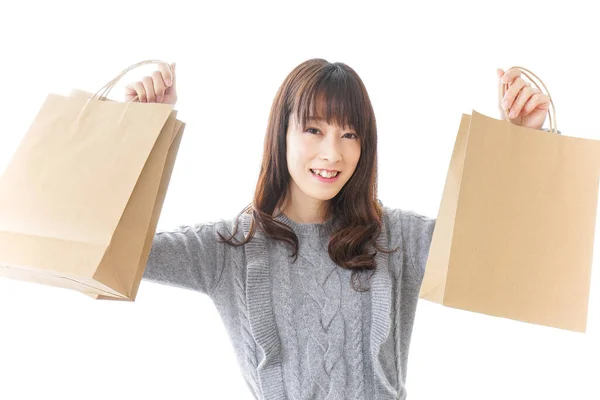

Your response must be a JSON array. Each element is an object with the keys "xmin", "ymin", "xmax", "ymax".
[{"xmin": 285, "ymin": 109, "xmax": 361, "ymax": 208}]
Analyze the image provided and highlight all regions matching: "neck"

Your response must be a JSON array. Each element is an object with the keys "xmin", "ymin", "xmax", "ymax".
[{"xmin": 278, "ymin": 187, "xmax": 329, "ymax": 224}]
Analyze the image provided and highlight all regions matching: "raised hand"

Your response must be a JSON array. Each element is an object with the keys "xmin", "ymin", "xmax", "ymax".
[
  {"xmin": 497, "ymin": 68, "xmax": 549, "ymax": 130},
  {"xmin": 125, "ymin": 62, "xmax": 177, "ymax": 104}
]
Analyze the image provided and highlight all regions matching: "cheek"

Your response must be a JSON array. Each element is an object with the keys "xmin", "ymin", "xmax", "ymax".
[
  {"xmin": 286, "ymin": 138, "xmax": 297, "ymax": 168},
  {"xmin": 286, "ymin": 136, "xmax": 310, "ymax": 171},
  {"xmin": 349, "ymin": 147, "xmax": 361, "ymax": 172}
]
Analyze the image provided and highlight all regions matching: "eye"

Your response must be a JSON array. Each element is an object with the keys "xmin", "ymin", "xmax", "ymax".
[
  {"xmin": 306, "ymin": 128, "xmax": 320, "ymax": 135},
  {"xmin": 344, "ymin": 133, "xmax": 359, "ymax": 139}
]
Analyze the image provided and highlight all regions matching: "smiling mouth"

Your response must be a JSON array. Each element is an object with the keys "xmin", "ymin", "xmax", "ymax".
[{"xmin": 310, "ymin": 169, "xmax": 340, "ymax": 178}]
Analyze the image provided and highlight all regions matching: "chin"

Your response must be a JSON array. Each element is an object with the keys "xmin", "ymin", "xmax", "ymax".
[
  {"xmin": 313, "ymin": 193, "xmax": 338, "ymax": 201},
  {"xmin": 304, "ymin": 187, "xmax": 342, "ymax": 201}
]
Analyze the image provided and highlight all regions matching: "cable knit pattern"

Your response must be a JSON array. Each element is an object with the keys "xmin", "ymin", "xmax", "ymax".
[
  {"xmin": 277, "ymin": 247, "xmax": 303, "ymax": 400},
  {"xmin": 142, "ymin": 203, "xmax": 436, "ymax": 400},
  {"xmin": 234, "ymin": 257, "xmax": 261, "ymax": 398},
  {"xmin": 298, "ymin": 240, "xmax": 346, "ymax": 399},
  {"xmin": 392, "ymin": 253, "xmax": 404, "ymax": 392},
  {"xmin": 242, "ymin": 215, "xmax": 286, "ymax": 399},
  {"xmin": 346, "ymin": 302, "xmax": 367, "ymax": 399},
  {"xmin": 388, "ymin": 212, "xmax": 404, "ymax": 392}
]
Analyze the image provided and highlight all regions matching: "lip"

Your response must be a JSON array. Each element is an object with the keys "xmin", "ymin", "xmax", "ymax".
[
  {"xmin": 311, "ymin": 168, "xmax": 340, "ymax": 173},
  {"xmin": 310, "ymin": 169, "xmax": 340, "ymax": 183}
]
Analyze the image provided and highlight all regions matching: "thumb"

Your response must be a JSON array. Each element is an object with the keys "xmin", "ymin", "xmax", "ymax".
[
  {"xmin": 497, "ymin": 68, "xmax": 507, "ymax": 117},
  {"xmin": 169, "ymin": 62, "xmax": 177, "ymax": 86},
  {"xmin": 497, "ymin": 68, "xmax": 505, "ymax": 79}
]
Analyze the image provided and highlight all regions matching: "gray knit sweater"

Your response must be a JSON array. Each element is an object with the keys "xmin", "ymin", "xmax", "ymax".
[{"xmin": 142, "ymin": 204, "xmax": 436, "ymax": 400}]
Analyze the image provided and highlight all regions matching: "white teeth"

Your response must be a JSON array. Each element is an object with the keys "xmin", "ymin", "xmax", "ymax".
[{"xmin": 312, "ymin": 169, "xmax": 339, "ymax": 178}]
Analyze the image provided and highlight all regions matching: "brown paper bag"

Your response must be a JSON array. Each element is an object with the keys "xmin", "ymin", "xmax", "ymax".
[
  {"xmin": 0, "ymin": 60, "xmax": 185, "ymax": 301},
  {"xmin": 420, "ymin": 67, "xmax": 600, "ymax": 332},
  {"xmin": 67, "ymin": 89, "xmax": 185, "ymax": 301}
]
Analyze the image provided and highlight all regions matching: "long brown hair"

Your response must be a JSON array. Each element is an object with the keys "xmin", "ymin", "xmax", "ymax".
[{"xmin": 218, "ymin": 58, "xmax": 398, "ymax": 292}]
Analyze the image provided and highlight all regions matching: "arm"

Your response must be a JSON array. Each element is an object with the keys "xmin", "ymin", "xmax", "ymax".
[
  {"xmin": 405, "ymin": 211, "xmax": 436, "ymax": 281},
  {"xmin": 142, "ymin": 220, "xmax": 226, "ymax": 296},
  {"xmin": 384, "ymin": 206, "xmax": 436, "ymax": 281}
]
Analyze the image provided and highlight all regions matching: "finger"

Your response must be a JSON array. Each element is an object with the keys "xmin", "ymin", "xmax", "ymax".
[
  {"xmin": 501, "ymin": 77, "xmax": 528, "ymax": 111},
  {"xmin": 521, "ymin": 92, "xmax": 550, "ymax": 117},
  {"xmin": 509, "ymin": 85, "xmax": 536, "ymax": 119},
  {"xmin": 126, "ymin": 81, "xmax": 146, "ymax": 102},
  {"xmin": 497, "ymin": 68, "xmax": 506, "ymax": 114},
  {"xmin": 151, "ymin": 70, "xmax": 166, "ymax": 103},
  {"xmin": 142, "ymin": 76, "xmax": 157, "ymax": 102},
  {"xmin": 157, "ymin": 62, "xmax": 174, "ymax": 87},
  {"xmin": 124, "ymin": 84, "xmax": 137, "ymax": 102},
  {"xmin": 501, "ymin": 68, "xmax": 522, "ymax": 84},
  {"xmin": 170, "ymin": 62, "xmax": 176, "ymax": 85}
]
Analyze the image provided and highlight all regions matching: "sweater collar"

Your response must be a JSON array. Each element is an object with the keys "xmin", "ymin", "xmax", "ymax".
[{"xmin": 272, "ymin": 211, "xmax": 334, "ymax": 237}]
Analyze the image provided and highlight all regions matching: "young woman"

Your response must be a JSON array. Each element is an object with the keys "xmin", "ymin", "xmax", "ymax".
[{"xmin": 126, "ymin": 60, "xmax": 551, "ymax": 400}]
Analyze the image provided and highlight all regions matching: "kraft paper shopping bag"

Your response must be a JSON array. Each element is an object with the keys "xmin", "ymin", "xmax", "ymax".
[
  {"xmin": 76, "ymin": 91, "xmax": 186, "ymax": 301},
  {"xmin": 68, "ymin": 88, "xmax": 185, "ymax": 301},
  {"xmin": 420, "ymin": 67, "xmax": 600, "ymax": 332},
  {"xmin": 0, "ymin": 60, "xmax": 184, "ymax": 301}
]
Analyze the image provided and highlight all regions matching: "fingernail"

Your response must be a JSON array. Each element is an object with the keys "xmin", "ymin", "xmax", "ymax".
[
  {"xmin": 157, "ymin": 96, "xmax": 163, "ymax": 103},
  {"xmin": 502, "ymin": 100, "xmax": 509, "ymax": 108},
  {"xmin": 166, "ymin": 79, "xmax": 172, "ymax": 86},
  {"xmin": 509, "ymin": 110, "xmax": 516, "ymax": 119}
]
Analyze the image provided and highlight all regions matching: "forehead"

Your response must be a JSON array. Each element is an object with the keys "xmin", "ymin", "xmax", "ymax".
[
  {"xmin": 291, "ymin": 91, "xmax": 355, "ymax": 129},
  {"xmin": 306, "ymin": 115, "xmax": 353, "ymax": 129}
]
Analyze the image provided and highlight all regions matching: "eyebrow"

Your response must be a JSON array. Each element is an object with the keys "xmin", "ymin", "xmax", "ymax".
[{"xmin": 306, "ymin": 116, "xmax": 357, "ymax": 131}]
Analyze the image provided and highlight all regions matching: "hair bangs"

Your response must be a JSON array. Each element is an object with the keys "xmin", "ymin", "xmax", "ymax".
[{"xmin": 292, "ymin": 66, "xmax": 367, "ymax": 137}]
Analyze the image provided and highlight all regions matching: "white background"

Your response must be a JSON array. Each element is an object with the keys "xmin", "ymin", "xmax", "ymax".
[{"xmin": 0, "ymin": 1, "xmax": 599, "ymax": 399}]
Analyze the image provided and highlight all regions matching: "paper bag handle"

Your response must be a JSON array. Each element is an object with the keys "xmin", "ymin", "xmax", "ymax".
[
  {"xmin": 499, "ymin": 66, "xmax": 558, "ymax": 134},
  {"xmin": 73, "ymin": 60, "xmax": 171, "ymax": 127},
  {"xmin": 88, "ymin": 59, "xmax": 170, "ymax": 101}
]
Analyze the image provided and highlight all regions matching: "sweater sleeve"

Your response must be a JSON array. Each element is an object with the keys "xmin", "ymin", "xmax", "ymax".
[
  {"xmin": 142, "ymin": 221, "xmax": 227, "ymax": 296},
  {"xmin": 384, "ymin": 206, "xmax": 436, "ymax": 282},
  {"xmin": 405, "ymin": 211, "xmax": 436, "ymax": 281}
]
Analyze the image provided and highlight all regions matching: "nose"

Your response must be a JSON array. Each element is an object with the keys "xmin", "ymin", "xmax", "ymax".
[{"xmin": 319, "ymin": 132, "xmax": 343, "ymax": 163}]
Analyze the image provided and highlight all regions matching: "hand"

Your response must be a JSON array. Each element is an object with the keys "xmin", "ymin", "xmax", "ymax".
[
  {"xmin": 125, "ymin": 62, "xmax": 177, "ymax": 104},
  {"xmin": 497, "ymin": 68, "xmax": 549, "ymax": 130}
]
